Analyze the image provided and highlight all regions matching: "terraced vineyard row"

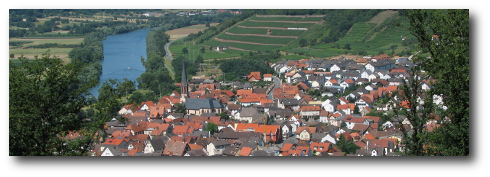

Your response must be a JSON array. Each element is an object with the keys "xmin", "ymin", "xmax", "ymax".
[
  {"xmin": 217, "ymin": 34, "xmax": 296, "ymax": 44},
  {"xmin": 239, "ymin": 21, "xmax": 315, "ymax": 28}
]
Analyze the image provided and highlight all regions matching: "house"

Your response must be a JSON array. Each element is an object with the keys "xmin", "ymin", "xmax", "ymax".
[
  {"xmin": 144, "ymin": 136, "xmax": 166, "ymax": 154},
  {"xmin": 337, "ymin": 104, "xmax": 351, "ymax": 115},
  {"xmin": 162, "ymin": 140, "xmax": 190, "ymax": 156},
  {"xmin": 340, "ymin": 79, "xmax": 355, "ymax": 89},
  {"xmin": 104, "ymin": 138, "xmax": 128, "ymax": 149},
  {"xmin": 299, "ymin": 105, "xmax": 322, "ymax": 118},
  {"xmin": 140, "ymin": 101, "xmax": 155, "ymax": 111},
  {"xmin": 235, "ymin": 107, "xmax": 260, "ymax": 123},
  {"xmin": 263, "ymin": 74, "xmax": 273, "ymax": 81},
  {"xmin": 248, "ymin": 71, "xmax": 261, "ymax": 82},
  {"xmin": 100, "ymin": 145, "xmax": 123, "ymax": 156},
  {"xmin": 296, "ymin": 127, "xmax": 316, "ymax": 141},
  {"xmin": 207, "ymin": 140, "xmax": 232, "ymax": 156},
  {"xmin": 216, "ymin": 46, "xmax": 228, "ymax": 51},
  {"xmin": 310, "ymin": 142, "xmax": 331, "ymax": 155},
  {"xmin": 319, "ymin": 110, "xmax": 330, "ymax": 123}
]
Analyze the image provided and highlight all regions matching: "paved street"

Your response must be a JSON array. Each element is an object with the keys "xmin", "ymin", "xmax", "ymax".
[{"xmin": 267, "ymin": 76, "xmax": 281, "ymax": 100}]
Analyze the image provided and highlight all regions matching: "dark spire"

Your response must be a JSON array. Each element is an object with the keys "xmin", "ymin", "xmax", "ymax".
[{"xmin": 181, "ymin": 59, "xmax": 188, "ymax": 87}]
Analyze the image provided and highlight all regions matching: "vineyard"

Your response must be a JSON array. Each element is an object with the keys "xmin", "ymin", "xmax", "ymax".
[{"xmin": 199, "ymin": 15, "xmax": 323, "ymax": 52}]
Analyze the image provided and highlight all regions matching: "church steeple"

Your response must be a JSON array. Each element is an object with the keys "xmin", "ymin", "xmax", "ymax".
[{"xmin": 180, "ymin": 60, "xmax": 188, "ymax": 103}]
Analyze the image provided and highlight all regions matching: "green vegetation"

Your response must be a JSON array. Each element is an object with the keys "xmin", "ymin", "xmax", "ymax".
[
  {"xmin": 395, "ymin": 9, "xmax": 469, "ymax": 156},
  {"xmin": 9, "ymin": 52, "xmax": 124, "ymax": 156},
  {"xmin": 239, "ymin": 21, "xmax": 315, "ymax": 28},
  {"xmin": 250, "ymin": 16, "xmax": 304, "ymax": 21},
  {"xmin": 216, "ymin": 34, "xmax": 295, "ymax": 45}
]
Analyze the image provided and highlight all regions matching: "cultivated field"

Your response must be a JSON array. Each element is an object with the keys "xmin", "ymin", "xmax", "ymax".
[
  {"xmin": 9, "ymin": 37, "xmax": 85, "ymax": 64},
  {"xmin": 166, "ymin": 23, "xmax": 218, "ymax": 41}
]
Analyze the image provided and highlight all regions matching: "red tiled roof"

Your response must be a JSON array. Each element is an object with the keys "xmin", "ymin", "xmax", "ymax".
[
  {"xmin": 263, "ymin": 74, "xmax": 273, "ymax": 77},
  {"xmin": 238, "ymin": 146, "xmax": 253, "ymax": 156},
  {"xmin": 104, "ymin": 139, "xmax": 124, "ymax": 145},
  {"xmin": 296, "ymin": 127, "xmax": 316, "ymax": 134},
  {"xmin": 310, "ymin": 142, "xmax": 330, "ymax": 153},
  {"xmin": 281, "ymin": 143, "xmax": 294, "ymax": 152}
]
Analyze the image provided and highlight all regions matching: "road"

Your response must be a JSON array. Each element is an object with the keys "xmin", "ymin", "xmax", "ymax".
[
  {"xmin": 162, "ymin": 37, "xmax": 187, "ymax": 76},
  {"xmin": 267, "ymin": 76, "xmax": 281, "ymax": 100},
  {"xmin": 164, "ymin": 37, "xmax": 187, "ymax": 61}
]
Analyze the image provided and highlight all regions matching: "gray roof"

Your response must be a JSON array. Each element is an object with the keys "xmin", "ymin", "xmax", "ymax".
[
  {"xmin": 282, "ymin": 98, "xmax": 299, "ymax": 106},
  {"xmin": 243, "ymin": 82, "xmax": 252, "ymax": 89},
  {"xmin": 239, "ymin": 107, "xmax": 259, "ymax": 117},
  {"xmin": 184, "ymin": 98, "xmax": 224, "ymax": 110},
  {"xmin": 222, "ymin": 146, "xmax": 240, "ymax": 156},
  {"xmin": 150, "ymin": 137, "xmax": 167, "ymax": 151},
  {"xmin": 211, "ymin": 139, "xmax": 232, "ymax": 146},
  {"xmin": 186, "ymin": 149, "xmax": 208, "ymax": 156}
]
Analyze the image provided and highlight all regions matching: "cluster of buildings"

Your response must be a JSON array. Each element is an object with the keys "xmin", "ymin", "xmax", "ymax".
[
  {"xmin": 142, "ymin": 10, "xmax": 242, "ymax": 17},
  {"xmin": 86, "ymin": 54, "xmax": 444, "ymax": 156}
]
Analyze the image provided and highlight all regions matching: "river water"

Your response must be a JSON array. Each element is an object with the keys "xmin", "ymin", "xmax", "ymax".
[{"xmin": 88, "ymin": 28, "xmax": 152, "ymax": 98}]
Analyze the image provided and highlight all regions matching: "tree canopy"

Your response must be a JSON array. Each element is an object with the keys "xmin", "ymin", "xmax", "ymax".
[
  {"xmin": 9, "ymin": 51, "xmax": 125, "ymax": 156},
  {"xmin": 401, "ymin": 9, "xmax": 469, "ymax": 156}
]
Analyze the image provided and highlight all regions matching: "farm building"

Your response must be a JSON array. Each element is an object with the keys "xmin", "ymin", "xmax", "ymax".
[{"xmin": 217, "ymin": 46, "xmax": 228, "ymax": 51}]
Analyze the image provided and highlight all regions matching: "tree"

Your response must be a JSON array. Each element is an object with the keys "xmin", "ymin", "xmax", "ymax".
[
  {"xmin": 195, "ymin": 55, "xmax": 204, "ymax": 64},
  {"xmin": 299, "ymin": 39, "xmax": 307, "ymax": 47},
  {"xmin": 219, "ymin": 112, "xmax": 229, "ymax": 121},
  {"xmin": 336, "ymin": 134, "xmax": 360, "ymax": 154},
  {"xmin": 200, "ymin": 46, "xmax": 205, "ymax": 53},
  {"xmin": 182, "ymin": 47, "xmax": 188, "ymax": 54},
  {"xmin": 343, "ymin": 44, "xmax": 351, "ymax": 50},
  {"xmin": 354, "ymin": 105, "xmax": 360, "ymax": 114},
  {"xmin": 206, "ymin": 122, "xmax": 218, "ymax": 135},
  {"xmin": 10, "ymin": 53, "xmax": 14, "ymax": 59},
  {"xmin": 403, "ymin": 9, "xmax": 469, "ymax": 156},
  {"xmin": 174, "ymin": 103, "xmax": 186, "ymax": 114},
  {"xmin": 340, "ymin": 120, "xmax": 347, "ymax": 129},
  {"xmin": 9, "ymin": 52, "xmax": 105, "ymax": 156}
]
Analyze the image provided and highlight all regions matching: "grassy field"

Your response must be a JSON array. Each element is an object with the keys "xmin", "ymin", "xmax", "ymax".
[
  {"xmin": 9, "ymin": 48, "xmax": 73, "ymax": 63},
  {"xmin": 299, "ymin": 17, "xmax": 324, "ymax": 21},
  {"xmin": 337, "ymin": 23, "xmax": 377, "ymax": 44},
  {"xmin": 227, "ymin": 26, "xmax": 305, "ymax": 36},
  {"xmin": 9, "ymin": 38, "xmax": 84, "ymax": 46},
  {"xmin": 204, "ymin": 40, "xmax": 282, "ymax": 52},
  {"xmin": 168, "ymin": 44, "xmax": 242, "ymax": 60}
]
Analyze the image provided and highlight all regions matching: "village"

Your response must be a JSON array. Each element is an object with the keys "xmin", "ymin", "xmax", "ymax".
[{"xmin": 84, "ymin": 53, "xmax": 446, "ymax": 156}]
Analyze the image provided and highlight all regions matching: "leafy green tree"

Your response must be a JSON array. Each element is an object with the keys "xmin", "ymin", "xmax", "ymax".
[
  {"xmin": 174, "ymin": 103, "xmax": 187, "ymax": 114},
  {"xmin": 219, "ymin": 112, "xmax": 229, "ymax": 121},
  {"xmin": 299, "ymin": 39, "xmax": 307, "ymax": 47},
  {"xmin": 10, "ymin": 53, "xmax": 14, "ymax": 59},
  {"xmin": 336, "ymin": 134, "xmax": 360, "ymax": 154},
  {"xmin": 200, "ymin": 46, "xmax": 205, "ymax": 53},
  {"xmin": 403, "ymin": 9, "xmax": 469, "ymax": 156},
  {"xmin": 182, "ymin": 47, "xmax": 188, "ymax": 54},
  {"xmin": 206, "ymin": 122, "xmax": 218, "ymax": 135},
  {"xmin": 117, "ymin": 78, "xmax": 136, "ymax": 96},
  {"xmin": 343, "ymin": 44, "xmax": 351, "ymax": 50},
  {"xmin": 9, "ymin": 52, "xmax": 110, "ymax": 156}
]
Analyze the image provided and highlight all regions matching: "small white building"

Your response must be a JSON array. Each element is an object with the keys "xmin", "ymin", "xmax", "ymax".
[{"xmin": 216, "ymin": 46, "xmax": 228, "ymax": 51}]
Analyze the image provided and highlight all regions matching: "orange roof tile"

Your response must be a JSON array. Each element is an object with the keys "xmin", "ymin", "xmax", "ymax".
[
  {"xmin": 281, "ymin": 143, "xmax": 294, "ymax": 152},
  {"xmin": 364, "ymin": 133, "xmax": 375, "ymax": 140},
  {"xmin": 337, "ymin": 104, "xmax": 349, "ymax": 110},
  {"xmin": 104, "ymin": 139, "xmax": 124, "ymax": 145},
  {"xmin": 238, "ymin": 146, "xmax": 253, "ymax": 156},
  {"xmin": 310, "ymin": 142, "xmax": 330, "ymax": 153}
]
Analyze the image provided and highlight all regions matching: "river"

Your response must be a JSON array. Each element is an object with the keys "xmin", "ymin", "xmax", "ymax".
[{"xmin": 88, "ymin": 28, "xmax": 152, "ymax": 98}]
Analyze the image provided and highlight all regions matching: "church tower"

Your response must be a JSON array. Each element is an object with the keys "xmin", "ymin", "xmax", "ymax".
[{"xmin": 180, "ymin": 60, "xmax": 189, "ymax": 103}]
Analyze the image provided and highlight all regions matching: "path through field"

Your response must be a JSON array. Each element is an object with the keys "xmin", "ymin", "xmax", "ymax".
[{"xmin": 224, "ymin": 32, "xmax": 298, "ymax": 38}]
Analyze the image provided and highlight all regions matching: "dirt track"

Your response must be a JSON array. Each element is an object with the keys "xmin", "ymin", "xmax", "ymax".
[
  {"xmin": 237, "ymin": 25, "xmax": 288, "ymax": 30},
  {"xmin": 214, "ymin": 38, "xmax": 285, "ymax": 46},
  {"xmin": 248, "ymin": 19, "xmax": 320, "ymax": 24},
  {"xmin": 224, "ymin": 32, "xmax": 297, "ymax": 38}
]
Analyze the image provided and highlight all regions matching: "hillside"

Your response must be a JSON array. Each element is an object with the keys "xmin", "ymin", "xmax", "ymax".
[{"xmin": 171, "ymin": 10, "xmax": 418, "ymax": 60}]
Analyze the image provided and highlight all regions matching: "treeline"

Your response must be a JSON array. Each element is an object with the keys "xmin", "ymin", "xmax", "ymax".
[
  {"xmin": 69, "ymin": 31, "xmax": 107, "ymax": 88},
  {"xmin": 13, "ymin": 43, "xmax": 82, "ymax": 49},
  {"xmin": 171, "ymin": 55, "xmax": 198, "ymax": 83},
  {"xmin": 219, "ymin": 51, "xmax": 277, "ymax": 81},
  {"xmin": 137, "ymin": 28, "xmax": 176, "ymax": 97}
]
